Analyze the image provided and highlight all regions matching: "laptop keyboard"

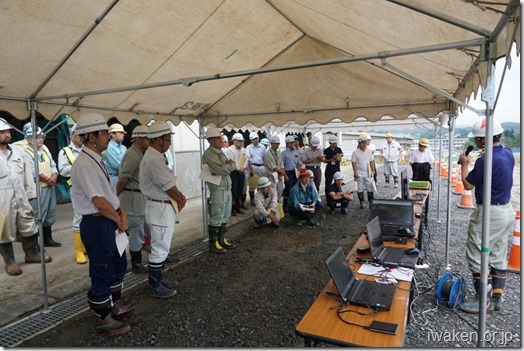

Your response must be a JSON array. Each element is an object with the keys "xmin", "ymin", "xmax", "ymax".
[
  {"xmin": 383, "ymin": 247, "xmax": 406, "ymax": 263},
  {"xmin": 351, "ymin": 280, "xmax": 382, "ymax": 305}
]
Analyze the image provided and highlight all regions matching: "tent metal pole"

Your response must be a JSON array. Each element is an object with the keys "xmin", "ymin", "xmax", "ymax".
[
  {"xmin": 36, "ymin": 38, "xmax": 485, "ymax": 101},
  {"xmin": 28, "ymin": 101, "xmax": 50, "ymax": 310},
  {"xmin": 198, "ymin": 119, "xmax": 209, "ymax": 242},
  {"xmin": 436, "ymin": 122, "xmax": 443, "ymax": 224},
  {"xmin": 477, "ymin": 57, "xmax": 497, "ymax": 348},
  {"xmin": 432, "ymin": 125, "xmax": 437, "ymax": 192},
  {"xmin": 444, "ymin": 116, "xmax": 456, "ymax": 269}
]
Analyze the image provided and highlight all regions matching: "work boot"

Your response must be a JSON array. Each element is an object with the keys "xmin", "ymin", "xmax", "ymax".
[
  {"xmin": 111, "ymin": 300, "xmax": 135, "ymax": 321},
  {"xmin": 367, "ymin": 192, "xmax": 374, "ymax": 209},
  {"xmin": 491, "ymin": 268, "xmax": 506, "ymax": 311},
  {"xmin": 393, "ymin": 177, "xmax": 399, "ymax": 188},
  {"xmin": 43, "ymin": 226, "xmax": 61, "ymax": 247},
  {"xmin": 219, "ymin": 224, "xmax": 237, "ymax": 250},
  {"xmin": 385, "ymin": 178, "xmax": 390, "ymax": 187},
  {"xmin": 208, "ymin": 226, "xmax": 227, "ymax": 254},
  {"xmin": 148, "ymin": 261, "xmax": 177, "ymax": 299},
  {"xmin": 269, "ymin": 221, "xmax": 280, "ymax": 228},
  {"xmin": 130, "ymin": 250, "xmax": 147, "ymax": 274},
  {"xmin": 235, "ymin": 199, "xmax": 245, "ymax": 214},
  {"xmin": 358, "ymin": 192, "xmax": 365, "ymax": 209},
  {"xmin": 458, "ymin": 274, "xmax": 492, "ymax": 314},
  {"xmin": 73, "ymin": 231, "xmax": 87, "ymax": 264},
  {"xmin": 340, "ymin": 207, "xmax": 348, "ymax": 215},
  {"xmin": 21, "ymin": 234, "xmax": 52, "ymax": 263},
  {"xmin": 306, "ymin": 218, "xmax": 319, "ymax": 226},
  {"xmin": 252, "ymin": 219, "xmax": 263, "ymax": 229},
  {"xmin": 0, "ymin": 243, "xmax": 23, "ymax": 276},
  {"xmin": 94, "ymin": 312, "xmax": 131, "ymax": 336},
  {"xmin": 249, "ymin": 191, "xmax": 255, "ymax": 206}
]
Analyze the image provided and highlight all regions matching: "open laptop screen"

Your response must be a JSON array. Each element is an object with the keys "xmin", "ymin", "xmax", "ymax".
[
  {"xmin": 369, "ymin": 199, "xmax": 414, "ymax": 227},
  {"xmin": 325, "ymin": 247, "xmax": 355, "ymax": 301},
  {"xmin": 366, "ymin": 216, "xmax": 385, "ymax": 259}
]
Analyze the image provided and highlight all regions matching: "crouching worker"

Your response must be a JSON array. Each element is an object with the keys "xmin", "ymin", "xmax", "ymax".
[
  {"xmin": 288, "ymin": 169, "xmax": 321, "ymax": 226},
  {"xmin": 327, "ymin": 171, "xmax": 353, "ymax": 214},
  {"xmin": 252, "ymin": 177, "xmax": 280, "ymax": 229}
]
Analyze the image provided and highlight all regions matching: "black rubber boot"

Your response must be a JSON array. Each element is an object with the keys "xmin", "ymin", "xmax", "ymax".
[
  {"xmin": 219, "ymin": 224, "xmax": 237, "ymax": 250},
  {"xmin": 249, "ymin": 191, "xmax": 255, "ymax": 206},
  {"xmin": 490, "ymin": 268, "xmax": 506, "ymax": 311},
  {"xmin": 459, "ymin": 273, "xmax": 492, "ymax": 313},
  {"xmin": 130, "ymin": 250, "xmax": 147, "ymax": 274},
  {"xmin": 367, "ymin": 192, "xmax": 374, "ymax": 209},
  {"xmin": 358, "ymin": 192, "xmax": 365, "ymax": 209},
  {"xmin": 90, "ymin": 300, "xmax": 131, "ymax": 336},
  {"xmin": 0, "ymin": 243, "xmax": 22, "ymax": 276},
  {"xmin": 148, "ymin": 261, "xmax": 176, "ymax": 299},
  {"xmin": 393, "ymin": 176, "xmax": 399, "ymax": 188},
  {"xmin": 385, "ymin": 177, "xmax": 390, "ymax": 187},
  {"xmin": 43, "ymin": 226, "xmax": 61, "ymax": 247},
  {"xmin": 208, "ymin": 226, "xmax": 226, "ymax": 254},
  {"xmin": 21, "ymin": 234, "xmax": 52, "ymax": 263}
]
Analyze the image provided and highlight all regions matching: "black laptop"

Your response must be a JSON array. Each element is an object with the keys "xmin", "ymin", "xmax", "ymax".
[
  {"xmin": 369, "ymin": 199, "xmax": 415, "ymax": 237},
  {"xmin": 325, "ymin": 247, "xmax": 396, "ymax": 311},
  {"xmin": 366, "ymin": 216, "xmax": 419, "ymax": 269}
]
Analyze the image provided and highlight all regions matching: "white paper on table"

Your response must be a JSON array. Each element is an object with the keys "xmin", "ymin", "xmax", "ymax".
[
  {"xmin": 199, "ymin": 164, "xmax": 222, "ymax": 185},
  {"xmin": 115, "ymin": 229, "xmax": 129, "ymax": 257},
  {"xmin": 357, "ymin": 263, "xmax": 414, "ymax": 282}
]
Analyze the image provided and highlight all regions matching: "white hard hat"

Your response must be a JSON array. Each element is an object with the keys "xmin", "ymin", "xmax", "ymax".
[
  {"xmin": 310, "ymin": 136, "xmax": 320, "ymax": 146},
  {"xmin": 75, "ymin": 113, "xmax": 109, "ymax": 135},
  {"xmin": 25, "ymin": 127, "xmax": 44, "ymax": 137},
  {"xmin": 366, "ymin": 135, "xmax": 371, "ymax": 140},
  {"xmin": 269, "ymin": 135, "xmax": 280, "ymax": 144},
  {"xmin": 357, "ymin": 136, "xmax": 367, "ymax": 143},
  {"xmin": 333, "ymin": 171, "xmax": 344, "ymax": 181},
  {"xmin": 108, "ymin": 123, "xmax": 126, "ymax": 134},
  {"xmin": 205, "ymin": 127, "xmax": 222, "ymax": 139},
  {"xmin": 0, "ymin": 118, "xmax": 12, "ymax": 131},
  {"xmin": 131, "ymin": 125, "xmax": 148, "ymax": 138},
  {"xmin": 148, "ymin": 121, "xmax": 173, "ymax": 139},
  {"xmin": 232, "ymin": 133, "xmax": 244, "ymax": 141},
  {"xmin": 328, "ymin": 135, "xmax": 337, "ymax": 143},
  {"xmin": 257, "ymin": 176, "xmax": 271, "ymax": 189},
  {"xmin": 468, "ymin": 118, "xmax": 504, "ymax": 137},
  {"xmin": 285, "ymin": 135, "xmax": 295, "ymax": 143},
  {"xmin": 23, "ymin": 122, "xmax": 32, "ymax": 132},
  {"xmin": 260, "ymin": 138, "xmax": 269, "ymax": 146},
  {"xmin": 249, "ymin": 132, "xmax": 259, "ymax": 140}
]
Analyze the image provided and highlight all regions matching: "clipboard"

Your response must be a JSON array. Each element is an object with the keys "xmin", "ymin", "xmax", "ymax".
[
  {"xmin": 199, "ymin": 164, "xmax": 222, "ymax": 185},
  {"xmin": 0, "ymin": 212, "xmax": 5, "ymax": 238},
  {"xmin": 237, "ymin": 153, "xmax": 246, "ymax": 170},
  {"xmin": 169, "ymin": 176, "xmax": 180, "ymax": 213}
]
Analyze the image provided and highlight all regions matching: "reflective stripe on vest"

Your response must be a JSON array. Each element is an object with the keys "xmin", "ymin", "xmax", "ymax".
[
  {"xmin": 24, "ymin": 148, "xmax": 51, "ymax": 163},
  {"xmin": 62, "ymin": 146, "xmax": 76, "ymax": 186}
]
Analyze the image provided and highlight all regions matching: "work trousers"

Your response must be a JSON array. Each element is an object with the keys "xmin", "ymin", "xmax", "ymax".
[
  {"xmin": 29, "ymin": 186, "xmax": 57, "ymax": 227},
  {"xmin": 120, "ymin": 191, "xmax": 147, "ymax": 252},
  {"xmin": 230, "ymin": 170, "xmax": 245, "ymax": 206},
  {"xmin": 289, "ymin": 201, "xmax": 321, "ymax": 221},
  {"xmin": 209, "ymin": 186, "xmax": 232, "ymax": 227},
  {"xmin": 145, "ymin": 201, "xmax": 176, "ymax": 264}
]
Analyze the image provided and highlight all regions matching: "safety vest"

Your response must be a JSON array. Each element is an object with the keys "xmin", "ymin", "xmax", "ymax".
[
  {"xmin": 61, "ymin": 146, "xmax": 77, "ymax": 186},
  {"xmin": 24, "ymin": 148, "xmax": 52, "ymax": 187}
]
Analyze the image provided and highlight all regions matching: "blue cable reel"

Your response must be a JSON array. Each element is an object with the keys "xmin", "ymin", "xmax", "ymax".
[{"xmin": 436, "ymin": 272, "xmax": 466, "ymax": 308}]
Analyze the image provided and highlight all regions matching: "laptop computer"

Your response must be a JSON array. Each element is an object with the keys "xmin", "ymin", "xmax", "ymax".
[
  {"xmin": 325, "ymin": 247, "xmax": 396, "ymax": 311},
  {"xmin": 369, "ymin": 199, "xmax": 415, "ymax": 237},
  {"xmin": 366, "ymin": 216, "xmax": 419, "ymax": 269}
]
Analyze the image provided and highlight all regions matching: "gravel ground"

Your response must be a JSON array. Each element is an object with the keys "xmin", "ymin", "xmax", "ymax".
[{"xmin": 21, "ymin": 162, "xmax": 521, "ymax": 348}]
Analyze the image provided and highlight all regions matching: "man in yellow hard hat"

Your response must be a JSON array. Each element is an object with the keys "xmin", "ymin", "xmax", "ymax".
[
  {"xmin": 409, "ymin": 138, "xmax": 434, "ymax": 181},
  {"xmin": 103, "ymin": 123, "xmax": 127, "ymax": 187}
]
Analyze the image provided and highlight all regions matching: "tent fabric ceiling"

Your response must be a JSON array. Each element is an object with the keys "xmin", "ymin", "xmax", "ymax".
[{"xmin": 0, "ymin": 0, "xmax": 520, "ymax": 128}]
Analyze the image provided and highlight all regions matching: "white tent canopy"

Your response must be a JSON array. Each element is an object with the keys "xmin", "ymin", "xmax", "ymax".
[{"xmin": 0, "ymin": 0, "xmax": 520, "ymax": 127}]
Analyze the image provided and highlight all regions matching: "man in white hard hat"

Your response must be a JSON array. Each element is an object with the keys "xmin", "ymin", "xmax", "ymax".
[
  {"xmin": 301, "ymin": 135, "xmax": 324, "ymax": 191},
  {"xmin": 288, "ymin": 169, "xmax": 321, "ymax": 226},
  {"xmin": 379, "ymin": 132, "xmax": 403, "ymax": 188},
  {"xmin": 0, "ymin": 118, "xmax": 52, "ymax": 276},
  {"xmin": 252, "ymin": 176, "xmax": 280, "ymax": 229},
  {"xmin": 282, "ymin": 135, "xmax": 302, "ymax": 211},
  {"xmin": 24, "ymin": 127, "xmax": 61, "ymax": 247},
  {"xmin": 227, "ymin": 132, "xmax": 249, "ymax": 216},
  {"xmin": 115, "ymin": 125, "xmax": 150, "ymax": 275},
  {"xmin": 103, "ymin": 123, "xmax": 127, "ymax": 187},
  {"xmin": 202, "ymin": 127, "xmax": 237, "ymax": 254},
  {"xmin": 71, "ymin": 113, "xmax": 133, "ymax": 336},
  {"xmin": 12, "ymin": 121, "xmax": 52, "ymax": 156},
  {"xmin": 246, "ymin": 131, "xmax": 266, "ymax": 206},
  {"xmin": 326, "ymin": 171, "xmax": 353, "ymax": 215},
  {"xmin": 260, "ymin": 138, "xmax": 269, "ymax": 148},
  {"xmin": 409, "ymin": 138, "xmax": 434, "ymax": 181},
  {"xmin": 58, "ymin": 124, "xmax": 86, "ymax": 263},
  {"xmin": 323, "ymin": 135, "xmax": 343, "ymax": 196},
  {"xmin": 352, "ymin": 136, "xmax": 375, "ymax": 209},
  {"xmin": 264, "ymin": 135, "xmax": 287, "ymax": 202},
  {"xmin": 458, "ymin": 118, "xmax": 515, "ymax": 314},
  {"xmin": 140, "ymin": 122, "xmax": 186, "ymax": 298}
]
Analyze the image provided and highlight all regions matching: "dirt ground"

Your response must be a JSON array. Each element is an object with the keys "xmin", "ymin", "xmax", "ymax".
[{"xmin": 19, "ymin": 160, "xmax": 521, "ymax": 347}]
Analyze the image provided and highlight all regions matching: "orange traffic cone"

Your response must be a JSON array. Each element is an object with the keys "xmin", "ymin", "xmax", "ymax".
[
  {"xmin": 451, "ymin": 168, "xmax": 457, "ymax": 187},
  {"xmin": 507, "ymin": 210, "xmax": 521, "ymax": 273},
  {"xmin": 452, "ymin": 178, "xmax": 464, "ymax": 194},
  {"xmin": 457, "ymin": 190, "xmax": 475, "ymax": 209},
  {"xmin": 441, "ymin": 166, "xmax": 448, "ymax": 179}
]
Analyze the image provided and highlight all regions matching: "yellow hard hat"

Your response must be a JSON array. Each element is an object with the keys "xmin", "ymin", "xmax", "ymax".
[
  {"xmin": 419, "ymin": 138, "xmax": 429, "ymax": 147},
  {"xmin": 385, "ymin": 133, "xmax": 393, "ymax": 138}
]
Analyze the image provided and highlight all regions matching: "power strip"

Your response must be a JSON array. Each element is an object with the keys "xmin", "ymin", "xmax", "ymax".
[{"xmin": 415, "ymin": 263, "xmax": 429, "ymax": 269}]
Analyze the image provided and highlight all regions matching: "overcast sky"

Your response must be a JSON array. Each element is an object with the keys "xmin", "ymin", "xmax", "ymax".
[{"xmin": 456, "ymin": 47, "xmax": 520, "ymax": 126}]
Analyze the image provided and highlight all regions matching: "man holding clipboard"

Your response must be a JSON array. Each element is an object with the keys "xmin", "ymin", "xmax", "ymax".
[{"xmin": 139, "ymin": 122, "xmax": 186, "ymax": 299}]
